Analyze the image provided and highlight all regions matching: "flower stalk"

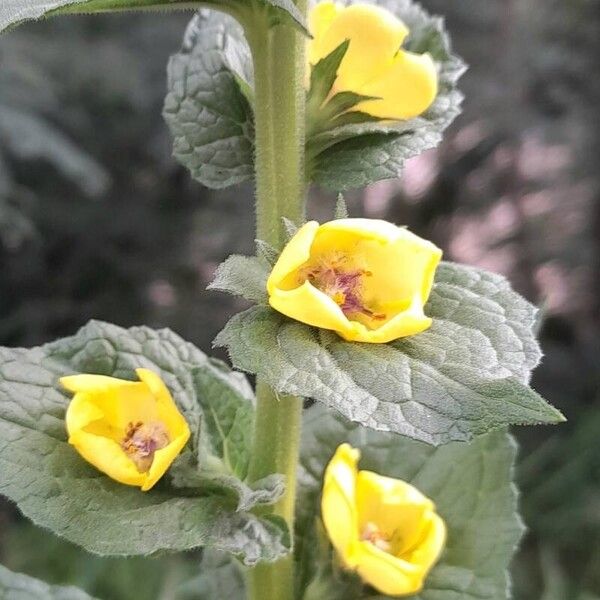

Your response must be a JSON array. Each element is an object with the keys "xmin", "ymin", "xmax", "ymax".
[{"xmin": 243, "ymin": 2, "xmax": 308, "ymax": 599}]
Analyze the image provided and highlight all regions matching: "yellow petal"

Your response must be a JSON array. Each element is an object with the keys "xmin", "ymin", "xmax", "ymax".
[
  {"xmin": 266, "ymin": 221, "xmax": 320, "ymax": 294},
  {"xmin": 317, "ymin": 220, "xmax": 441, "ymax": 315},
  {"xmin": 136, "ymin": 368, "xmax": 189, "ymax": 438},
  {"xmin": 356, "ymin": 470, "xmax": 433, "ymax": 554},
  {"xmin": 68, "ymin": 430, "xmax": 145, "ymax": 487},
  {"xmin": 60, "ymin": 374, "xmax": 133, "ymax": 393},
  {"xmin": 308, "ymin": 1, "xmax": 342, "ymax": 64},
  {"xmin": 354, "ymin": 539, "xmax": 425, "ymax": 596},
  {"xmin": 62, "ymin": 374, "xmax": 158, "ymax": 430},
  {"xmin": 315, "ymin": 217, "xmax": 405, "ymax": 245},
  {"xmin": 269, "ymin": 281, "xmax": 354, "ymax": 335},
  {"xmin": 357, "ymin": 50, "xmax": 438, "ymax": 119},
  {"xmin": 312, "ymin": 219, "xmax": 441, "ymax": 306},
  {"xmin": 342, "ymin": 299, "xmax": 431, "ymax": 344},
  {"xmin": 65, "ymin": 393, "xmax": 105, "ymax": 435},
  {"xmin": 404, "ymin": 513, "xmax": 446, "ymax": 567},
  {"xmin": 321, "ymin": 443, "xmax": 361, "ymax": 565},
  {"xmin": 142, "ymin": 429, "xmax": 191, "ymax": 491},
  {"xmin": 312, "ymin": 4, "xmax": 409, "ymax": 91}
]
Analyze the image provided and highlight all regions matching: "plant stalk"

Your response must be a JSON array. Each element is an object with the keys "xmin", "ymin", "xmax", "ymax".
[{"xmin": 244, "ymin": 2, "xmax": 307, "ymax": 599}]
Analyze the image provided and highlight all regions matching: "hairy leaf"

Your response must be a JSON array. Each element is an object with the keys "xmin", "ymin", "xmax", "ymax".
[
  {"xmin": 296, "ymin": 405, "xmax": 524, "ymax": 600},
  {"xmin": 0, "ymin": 320, "xmax": 288, "ymax": 564},
  {"xmin": 214, "ymin": 260, "xmax": 564, "ymax": 445},
  {"xmin": 163, "ymin": 11, "xmax": 255, "ymax": 189},
  {"xmin": 1, "ymin": 0, "xmax": 307, "ymax": 35},
  {"xmin": 0, "ymin": 564, "xmax": 98, "ymax": 599},
  {"xmin": 208, "ymin": 254, "xmax": 270, "ymax": 304}
]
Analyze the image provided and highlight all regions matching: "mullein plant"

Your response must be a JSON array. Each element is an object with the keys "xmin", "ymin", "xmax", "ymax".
[{"xmin": 0, "ymin": 2, "xmax": 564, "ymax": 600}]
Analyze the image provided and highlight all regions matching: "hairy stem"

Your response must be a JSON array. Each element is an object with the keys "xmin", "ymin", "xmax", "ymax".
[{"xmin": 244, "ymin": 2, "xmax": 307, "ymax": 600}]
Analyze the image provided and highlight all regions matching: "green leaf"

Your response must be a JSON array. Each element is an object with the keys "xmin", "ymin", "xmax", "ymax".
[
  {"xmin": 296, "ymin": 405, "xmax": 524, "ymax": 600},
  {"xmin": 3, "ymin": 522, "xmax": 198, "ymax": 600},
  {"xmin": 308, "ymin": 0, "xmax": 466, "ymax": 190},
  {"xmin": 307, "ymin": 41, "xmax": 351, "ymax": 112},
  {"xmin": 178, "ymin": 551, "xmax": 246, "ymax": 600},
  {"xmin": 255, "ymin": 239, "xmax": 280, "ymax": 265},
  {"xmin": 0, "ymin": 564, "xmax": 97, "ymax": 599},
  {"xmin": 1, "ymin": 0, "xmax": 308, "ymax": 35},
  {"xmin": 214, "ymin": 260, "xmax": 564, "ymax": 445},
  {"xmin": 208, "ymin": 254, "xmax": 270, "ymax": 304},
  {"xmin": 0, "ymin": 320, "xmax": 289, "ymax": 564},
  {"xmin": 252, "ymin": 0, "xmax": 308, "ymax": 34},
  {"xmin": 192, "ymin": 362, "xmax": 255, "ymax": 478},
  {"xmin": 163, "ymin": 11, "xmax": 255, "ymax": 190}
]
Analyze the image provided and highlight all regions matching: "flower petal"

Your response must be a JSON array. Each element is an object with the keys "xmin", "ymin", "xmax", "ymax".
[
  {"xmin": 136, "ymin": 368, "xmax": 189, "ymax": 438},
  {"xmin": 60, "ymin": 374, "xmax": 133, "ymax": 393},
  {"xmin": 308, "ymin": 0, "xmax": 342, "ymax": 65},
  {"xmin": 68, "ymin": 429, "xmax": 145, "ymax": 487},
  {"xmin": 65, "ymin": 393, "xmax": 105, "ymax": 435},
  {"xmin": 343, "ymin": 300, "xmax": 431, "ymax": 343},
  {"xmin": 314, "ymin": 4, "xmax": 409, "ymax": 91},
  {"xmin": 357, "ymin": 50, "xmax": 438, "ymax": 119},
  {"xmin": 269, "ymin": 280, "xmax": 354, "ymax": 334},
  {"xmin": 313, "ymin": 221, "xmax": 442, "ymax": 311},
  {"xmin": 142, "ymin": 429, "xmax": 191, "ymax": 491},
  {"xmin": 405, "ymin": 512, "xmax": 446, "ymax": 567},
  {"xmin": 354, "ymin": 539, "xmax": 425, "ymax": 596},
  {"xmin": 356, "ymin": 470, "xmax": 434, "ymax": 554},
  {"xmin": 266, "ymin": 221, "xmax": 320, "ymax": 293},
  {"xmin": 321, "ymin": 444, "xmax": 361, "ymax": 565}
]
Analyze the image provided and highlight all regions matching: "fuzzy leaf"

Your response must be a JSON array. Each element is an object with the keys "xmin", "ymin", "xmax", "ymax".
[
  {"xmin": 296, "ymin": 405, "xmax": 524, "ymax": 600},
  {"xmin": 208, "ymin": 254, "xmax": 270, "ymax": 304},
  {"xmin": 307, "ymin": 41, "xmax": 351, "ymax": 111},
  {"xmin": 214, "ymin": 261, "xmax": 564, "ymax": 445},
  {"xmin": 1, "ymin": 0, "xmax": 307, "ymax": 35},
  {"xmin": 0, "ymin": 320, "xmax": 289, "ymax": 564},
  {"xmin": 163, "ymin": 11, "xmax": 255, "ymax": 189},
  {"xmin": 0, "ymin": 564, "xmax": 97, "ymax": 600},
  {"xmin": 308, "ymin": 0, "xmax": 466, "ymax": 190},
  {"xmin": 178, "ymin": 551, "xmax": 245, "ymax": 600}
]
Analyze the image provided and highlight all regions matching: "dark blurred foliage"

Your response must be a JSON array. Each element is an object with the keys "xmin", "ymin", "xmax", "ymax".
[{"xmin": 0, "ymin": 1, "xmax": 599, "ymax": 598}]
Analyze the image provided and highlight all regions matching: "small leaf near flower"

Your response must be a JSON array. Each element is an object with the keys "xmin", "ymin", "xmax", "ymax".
[
  {"xmin": 266, "ymin": 219, "xmax": 442, "ymax": 344},
  {"xmin": 61, "ymin": 368, "xmax": 191, "ymax": 492},
  {"xmin": 321, "ymin": 443, "xmax": 446, "ymax": 596}
]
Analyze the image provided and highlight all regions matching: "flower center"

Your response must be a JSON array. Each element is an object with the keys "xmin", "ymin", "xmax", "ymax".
[
  {"xmin": 121, "ymin": 421, "xmax": 170, "ymax": 473},
  {"xmin": 300, "ymin": 254, "xmax": 385, "ymax": 322},
  {"xmin": 360, "ymin": 521, "xmax": 392, "ymax": 553}
]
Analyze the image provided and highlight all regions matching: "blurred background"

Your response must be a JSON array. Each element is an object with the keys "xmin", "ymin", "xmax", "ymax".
[{"xmin": 0, "ymin": 1, "xmax": 599, "ymax": 598}]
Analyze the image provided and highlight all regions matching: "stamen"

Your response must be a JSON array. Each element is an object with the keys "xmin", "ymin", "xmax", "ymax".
[
  {"xmin": 300, "ymin": 255, "xmax": 386, "ymax": 322},
  {"xmin": 361, "ymin": 522, "xmax": 392, "ymax": 553},
  {"xmin": 121, "ymin": 421, "xmax": 170, "ymax": 473}
]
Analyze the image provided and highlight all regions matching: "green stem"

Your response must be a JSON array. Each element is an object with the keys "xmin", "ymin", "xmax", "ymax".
[
  {"xmin": 246, "ymin": 3, "xmax": 307, "ymax": 249},
  {"xmin": 244, "ymin": 2, "xmax": 307, "ymax": 599}
]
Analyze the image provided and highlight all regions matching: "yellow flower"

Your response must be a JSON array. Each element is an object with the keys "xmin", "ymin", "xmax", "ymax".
[
  {"xmin": 309, "ymin": 1, "xmax": 438, "ymax": 120},
  {"xmin": 61, "ymin": 369, "xmax": 191, "ymax": 492},
  {"xmin": 322, "ymin": 444, "xmax": 446, "ymax": 596},
  {"xmin": 266, "ymin": 219, "xmax": 442, "ymax": 344}
]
